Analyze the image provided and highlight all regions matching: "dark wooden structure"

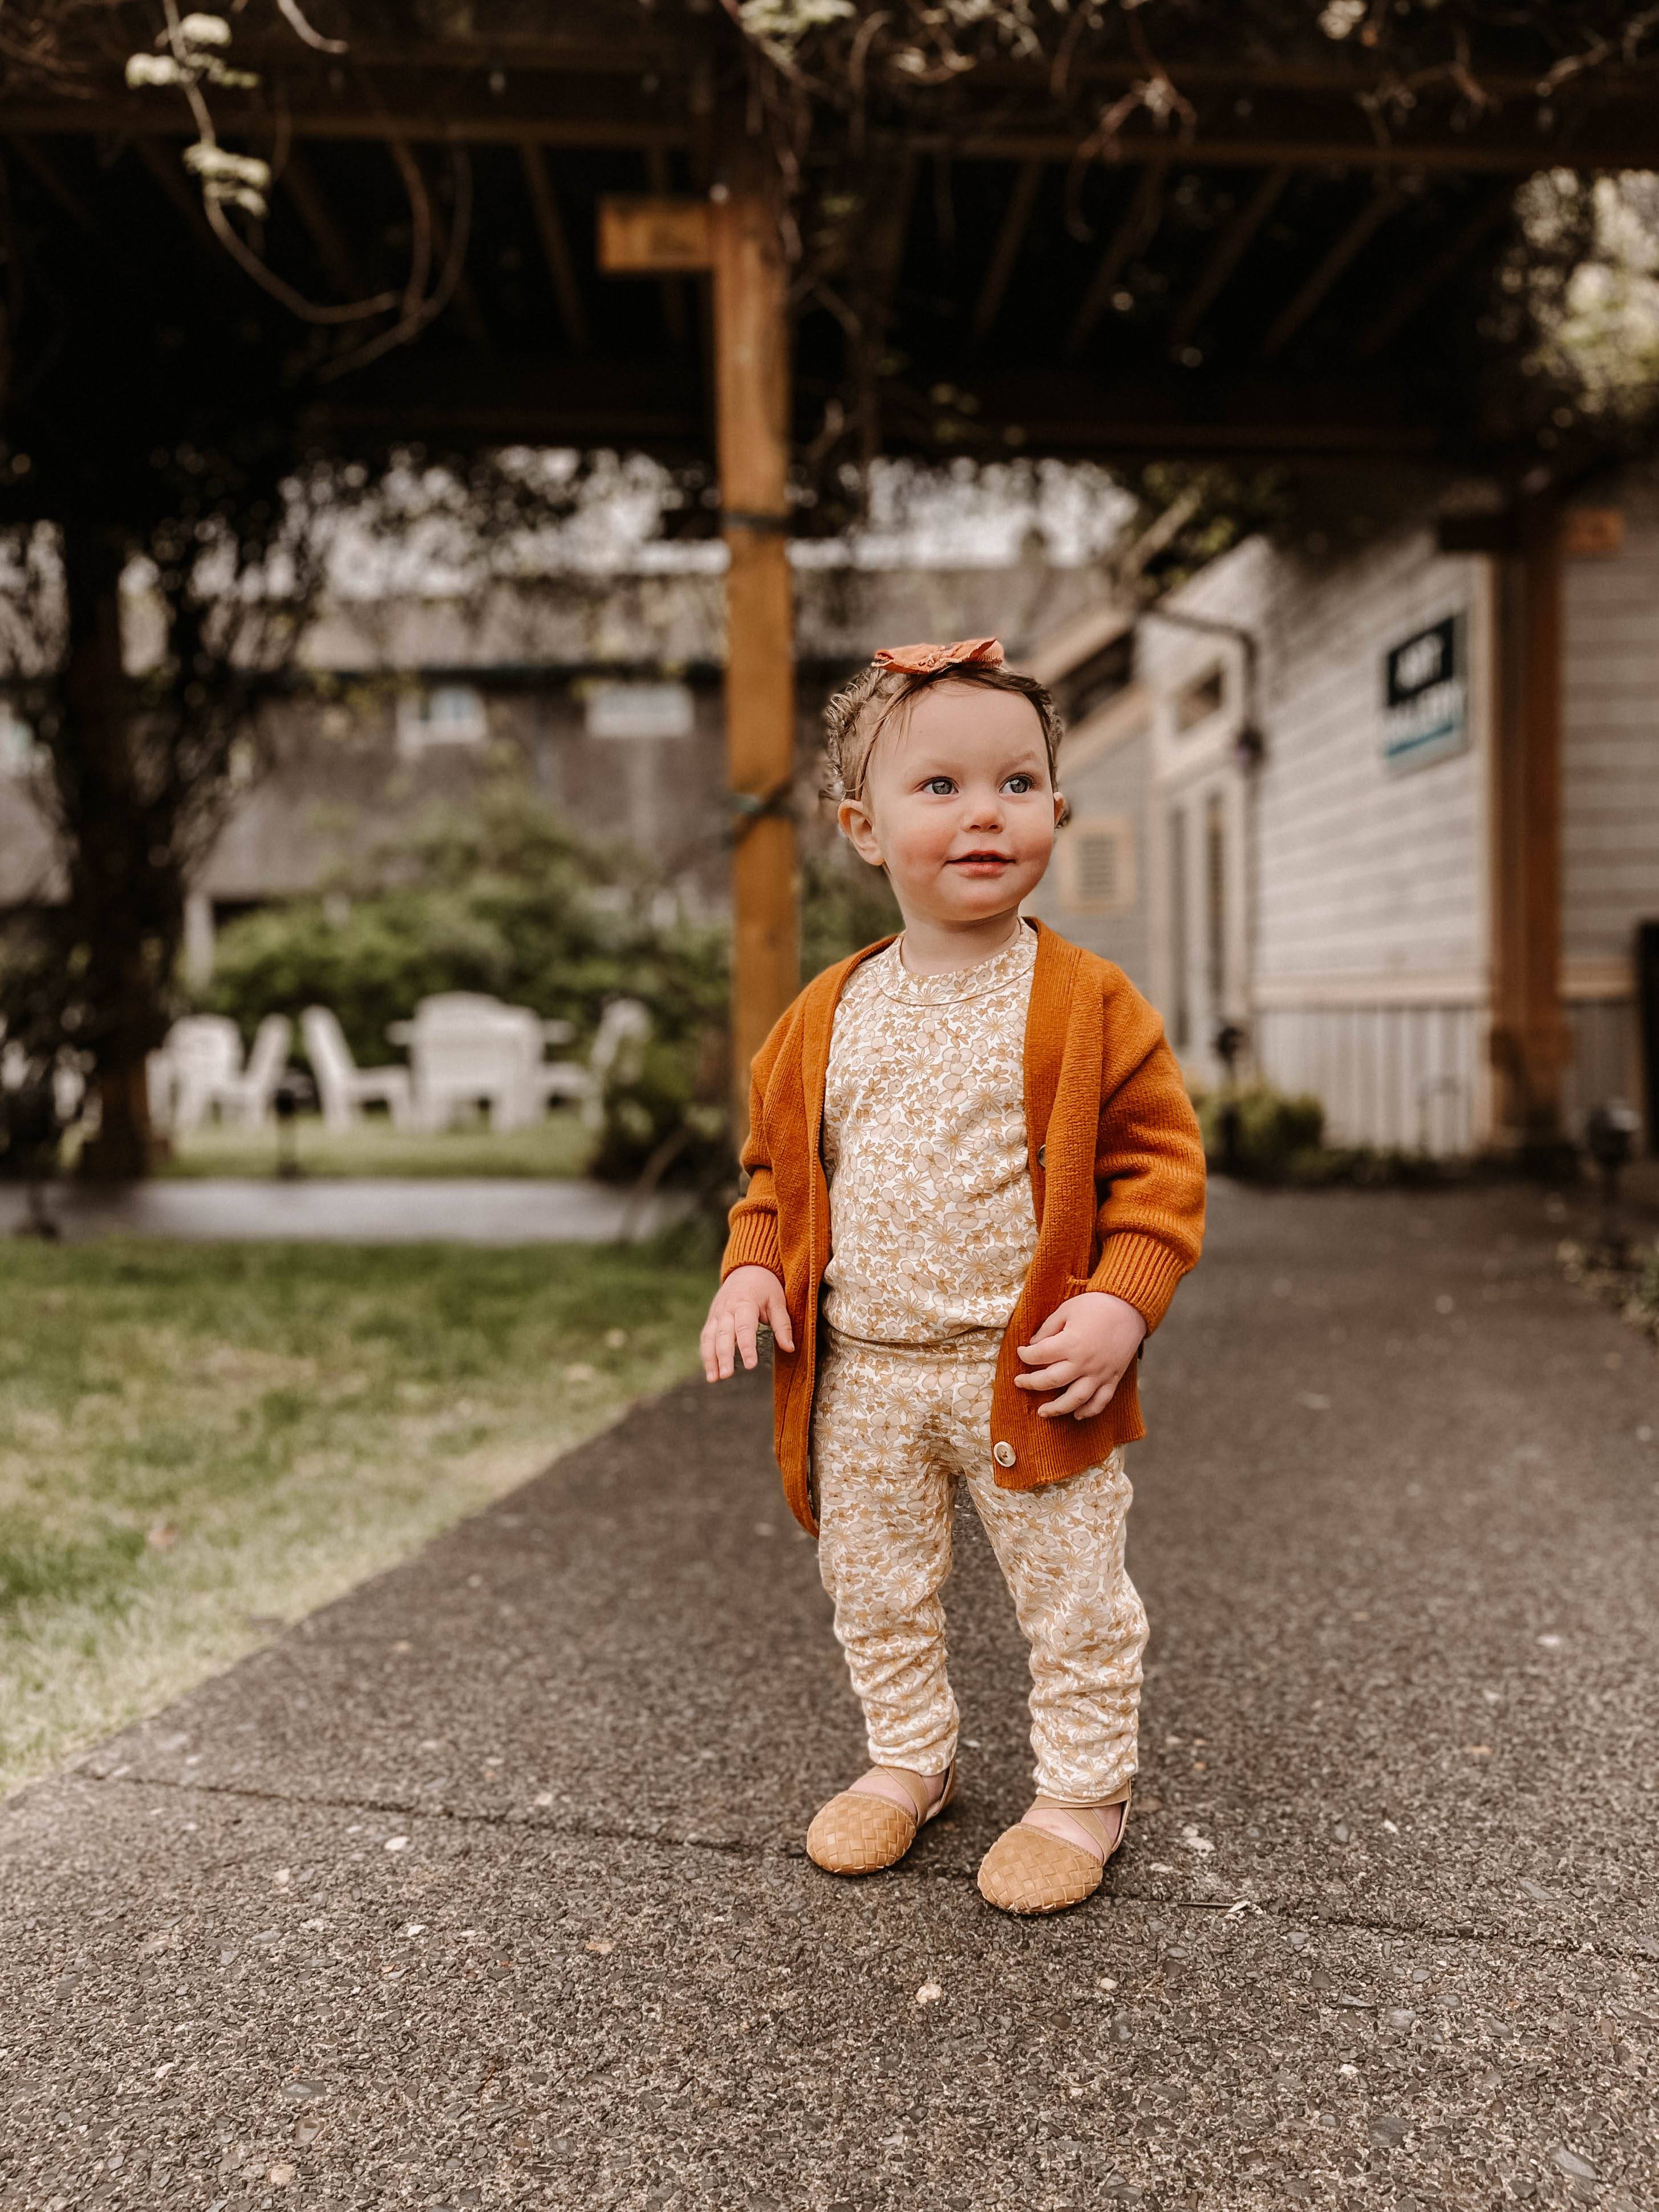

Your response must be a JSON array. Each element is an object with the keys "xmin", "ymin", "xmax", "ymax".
[{"xmin": 6, "ymin": 0, "xmax": 1659, "ymax": 1140}]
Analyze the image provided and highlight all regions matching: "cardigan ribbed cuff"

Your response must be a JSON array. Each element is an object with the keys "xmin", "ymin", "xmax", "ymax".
[
  {"xmin": 721, "ymin": 1208, "xmax": 785, "ymax": 1283},
  {"xmin": 1089, "ymin": 1230, "xmax": 1189, "ymax": 1332}
]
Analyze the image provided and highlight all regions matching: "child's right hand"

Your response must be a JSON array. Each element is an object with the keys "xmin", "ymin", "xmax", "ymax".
[{"xmin": 700, "ymin": 1266, "xmax": 796, "ymax": 1382}]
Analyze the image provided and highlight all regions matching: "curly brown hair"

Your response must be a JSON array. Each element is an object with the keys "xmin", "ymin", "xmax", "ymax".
[{"xmin": 822, "ymin": 658, "xmax": 1065, "ymax": 805}]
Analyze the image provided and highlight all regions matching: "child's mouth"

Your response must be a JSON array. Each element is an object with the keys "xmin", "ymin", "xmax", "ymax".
[{"xmin": 950, "ymin": 850, "xmax": 1015, "ymax": 873}]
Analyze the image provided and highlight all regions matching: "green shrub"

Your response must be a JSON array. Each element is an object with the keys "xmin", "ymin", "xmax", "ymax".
[
  {"xmin": 800, "ymin": 848, "xmax": 902, "ymax": 979},
  {"xmin": 205, "ymin": 783, "xmax": 728, "ymax": 1065},
  {"xmin": 198, "ymin": 783, "xmax": 903, "ymax": 1192},
  {"xmin": 1194, "ymin": 1083, "xmax": 1325, "ymax": 1177}
]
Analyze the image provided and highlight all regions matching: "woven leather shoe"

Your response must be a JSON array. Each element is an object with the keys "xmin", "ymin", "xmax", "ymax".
[
  {"xmin": 805, "ymin": 1761, "xmax": 957, "ymax": 1875},
  {"xmin": 977, "ymin": 1790, "xmax": 1130, "ymax": 1915}
]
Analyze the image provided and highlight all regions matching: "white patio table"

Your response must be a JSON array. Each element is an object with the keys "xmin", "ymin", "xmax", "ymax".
[{"xmin": 387, "ymin": 996, "xmax": 577, "ymax": 1132}]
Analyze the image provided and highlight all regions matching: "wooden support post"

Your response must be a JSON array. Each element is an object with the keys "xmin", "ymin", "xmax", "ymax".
[
  {"xmin": 711, "ymin": 181, "xmax": 798, "ymax": 1116},
  {"xmin": 1488, "ymin": 504, "xmax": 1569, "ymax": 1157},
  {"xmin": 598, "ymin": 181, "xmax": 798, "ymax": 1124}
]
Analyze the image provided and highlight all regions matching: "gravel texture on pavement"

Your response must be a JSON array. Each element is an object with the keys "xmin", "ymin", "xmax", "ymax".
[{"xmin": 2, "ymin": 1182, "xmax": 1655, "ymax": 2210}]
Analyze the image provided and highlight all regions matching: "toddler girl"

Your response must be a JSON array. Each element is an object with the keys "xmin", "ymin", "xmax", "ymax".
[{"xmin": 700, "ymin": 638, "xmax": 1205, "ymax": 1915}]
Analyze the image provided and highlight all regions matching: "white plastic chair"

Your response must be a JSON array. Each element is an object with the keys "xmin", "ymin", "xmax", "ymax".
[
  {"xmin": 509, "ymin": 998, "xmax": 651, "ymax": 1126},
  {"xmin": 204, "ymin": 1013, "xmax": 293, "ymax": 1129},
  {"xmin": 159, "ymin": 1015, "xmax": 244, "ymax": 1135},
  {"xmin": 577, "ymin": 999, "xmax": 652, "ymax": 1129},
  {"xmin": 302, "ymin": 1007, "xmax": 413, "ymax": 1133}
]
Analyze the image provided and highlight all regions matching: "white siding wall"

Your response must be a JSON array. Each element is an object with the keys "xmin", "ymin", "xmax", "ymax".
[
  {"xmin": 1254, "ymin": 1002, "xmax": 1486, "ymax": 1156},
  {"xmin": 1027, "ymin": 704, "xmax": 1154, "ymax": 990},
  {"xmin": 1142, "ymin": 529, "xmax": 1493, "ymax": 1153},
  {"xmin": 1247, "ymin": 530, "xmax": 1489, "ymax": 984}
]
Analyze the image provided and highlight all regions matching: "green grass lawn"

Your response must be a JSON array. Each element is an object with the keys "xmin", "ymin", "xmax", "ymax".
[
  {"xmin": 0, "ymin": 1234, "xmax": 714, "ymax": 1796},
  {"xmin": 155, "ymin": 1108, "xmax": 597, "ymax": 1180}
]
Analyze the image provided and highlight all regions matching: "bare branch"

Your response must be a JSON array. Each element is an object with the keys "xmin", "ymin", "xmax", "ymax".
[
  {"xmin": 200, "ymin": 193, "xmax": 403, "ymax": 322},
  {"xmin": 273, "ymin": 0, "xmax": 347, "ymax": 56}
]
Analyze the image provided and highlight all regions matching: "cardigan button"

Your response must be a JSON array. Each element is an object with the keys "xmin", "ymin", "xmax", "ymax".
[
  {"xmin": 1036, "ymin": 1144, "xmax": 1045, "ymax": 1166},
  {"xmin": 992, "ymin": 1440, "xmax": 1017, "ymax": 1469}
]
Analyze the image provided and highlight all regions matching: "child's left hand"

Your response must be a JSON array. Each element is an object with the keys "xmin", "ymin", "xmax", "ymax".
[{"xmin": 1014, "ymin": 1291, "xmax": 1147, "ymax": 1420}]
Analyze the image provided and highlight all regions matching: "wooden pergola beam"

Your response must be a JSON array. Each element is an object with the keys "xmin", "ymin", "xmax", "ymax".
[
  {"xmin": 0, "ymin": 107, "xmax": 691, "ymax": 150},
  {"xmin": 1259, "ymin": 182, "xmax": 1400, "ymax": 360},
  {"xmin": 518, "ymin": 141, "xmax": 590, "ymax": 350},
  {"xmin": 1167, "ymin": 164, "xmax": 1291, "ymax": 354},
  {"xmin": 971, "ymin": 158, "xmax": 1044, "ymax": 343},
  {"xmin": 322, "ymin": 394, "xmax": 1441, "ymax": 459},
  {"xmin": 948, "ymin": 129, "xmax": 1659, "ymax": 174},
  {"xmin": 869, "ymin": 147, "xmax": 922, "ymax": 323},
  {"xmin": 1066, "ymin": 160, "xmax": 1167, "ymax": 359},
  {"xmin": 131, "ymin": 27, "xmax": 1659, "ymax": 107},
  {"xmin": 1350, "ymin": 184, "xmax": 1515, "ymax": 359},
  {"xmin": 277, "ymin": 146, "xmax": 364, "ymax": 299},
  {"xmin": 14, "ymin": 100, "xmax": 1656, "ymax": 175},
  {"xmin": 6, "ymin": 136, "xmax": 100, "ymax": 230},
  {"xmin": 972, "ymin": 55, "xmax": 1659, "ymax": 100}
]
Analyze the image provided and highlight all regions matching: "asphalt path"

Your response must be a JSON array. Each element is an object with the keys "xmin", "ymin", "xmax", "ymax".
[{"xmin": 2, "ymin": 1182, "xmax": 1655, "ymax": 2210}]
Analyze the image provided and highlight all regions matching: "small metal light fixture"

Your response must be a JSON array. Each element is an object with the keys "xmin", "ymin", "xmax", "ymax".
[
  {"xmin": 1212, "ymin": 1019, "xmax": 1249, "ymax": 1176},
  {"xmin": 1584, "ymin": 1099, "xmax": 1640, "ymax": 1256},
  {"xmin": 271, "ymin": 1070, "xmax": 315, "ymax": 1182}
]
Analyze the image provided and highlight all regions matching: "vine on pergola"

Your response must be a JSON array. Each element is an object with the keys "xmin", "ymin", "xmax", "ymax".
[
  {"xmin": 0, "ymin": 0, "xmax": 472, "ymax": 380},
  {"xmin": 708, "ymin": 0, "xmax": 1659, "ymax": 533}
]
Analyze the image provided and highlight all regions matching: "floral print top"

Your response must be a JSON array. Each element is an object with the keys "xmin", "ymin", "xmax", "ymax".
[{"xmin": 820, "ymin": 924, "xmax": 1039, "ymax": 1346}]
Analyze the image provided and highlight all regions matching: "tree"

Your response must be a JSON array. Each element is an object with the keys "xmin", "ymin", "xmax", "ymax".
[{"xmin": 0, "ymin": 162, "xmax": 594, "ymax": 1175}]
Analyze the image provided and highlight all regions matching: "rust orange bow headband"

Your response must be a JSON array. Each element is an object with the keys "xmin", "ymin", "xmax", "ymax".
[{"xmin": 871, "ymin": 637, "xmax": 1005, "ymax": 676}]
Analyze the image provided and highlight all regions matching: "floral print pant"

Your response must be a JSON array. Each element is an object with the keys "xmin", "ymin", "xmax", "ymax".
[{"xmin": 812, "ymin": 1332, "xmax": 1147, "ymax": 1806}]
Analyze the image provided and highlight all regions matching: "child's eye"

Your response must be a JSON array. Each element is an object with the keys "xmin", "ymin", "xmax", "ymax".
[
  {"xmin": 1004, "ymin": 775, "xmax": 1035, "ymax": 793},
  {"xmin": 922, "ymin": 776, "xmax": 956, "ymax": 795}
]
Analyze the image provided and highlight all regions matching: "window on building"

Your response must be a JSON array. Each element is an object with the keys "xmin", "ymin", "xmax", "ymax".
[
  {"xmin": 1168, "ymin": 805, "xmax": 1190, "ymax": 1050},
  {"xmin": 1205, "ymin": 790, "xmax": 1227, "ymax": 1014},
  {"xmin": 397, "ymin": 683, "xmax": 489, "ymax": 755},
  {"xmin": 0, "ymin": 703, "xmax": 37, "ymax": 775},
  {"xmin": 1174, "ymin": 663, "xmax": 1226, "ymax": 732},
  {"xmin": 1060, "ymin": 815, "xmax": 1136, "ymax": 916},
  {"xmin": 585, "ymin": 681, "xmax": 695, "ymax": 739},
  {"xmin": 1061, "ymin": 632, "xmax": 1135, "ymax": 726}
]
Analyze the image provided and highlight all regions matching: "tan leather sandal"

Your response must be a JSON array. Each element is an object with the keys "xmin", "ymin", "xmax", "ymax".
[
  {"xmin": 976, "ymin": 1786, "xmax": 1131, "ymax": 1915},
  {"xmin": 805, "ymin": 1760, "xmax": 958, "ymax": 1876}
]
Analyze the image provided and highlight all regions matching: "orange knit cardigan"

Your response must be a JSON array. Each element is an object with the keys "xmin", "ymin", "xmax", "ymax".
[{"xmin": 720, "ymin": 921, "xmax": 1207, "ymax": 1534}]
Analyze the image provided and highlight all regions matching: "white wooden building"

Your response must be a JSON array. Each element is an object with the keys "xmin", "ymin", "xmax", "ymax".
[{"xmin": 1027, "ymin": 468, "xmax": 1659, "ymax": 1156}]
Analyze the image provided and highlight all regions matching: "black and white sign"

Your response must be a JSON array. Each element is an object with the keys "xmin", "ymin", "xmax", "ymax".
[{"xmin": 1381, "ymin": 613, "xmax": 1466, "ymax": 774}]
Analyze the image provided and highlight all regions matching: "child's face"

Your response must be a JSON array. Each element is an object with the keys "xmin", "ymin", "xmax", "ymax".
[{"xmin": 837, "ymin": 681, "xmax": 1063, "ymax": 929}]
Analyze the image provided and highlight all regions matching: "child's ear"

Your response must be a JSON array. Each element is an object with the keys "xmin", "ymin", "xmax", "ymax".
[
  {"xmin": 1053, "ymin": 788, "xmax": 1070, "ymax": 829},
  {"xmin": 837, "ymin": 796, "xmax": 884, "ymax": 867}
]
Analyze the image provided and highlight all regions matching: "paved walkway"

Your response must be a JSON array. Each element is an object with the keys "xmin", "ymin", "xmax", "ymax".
[
  {"xmin": 0, "ymin": 1178, "xmax": 690, "ymax": 1244},
  {"xmin": 2, "ymin": 1184, "xmax": 1655, "ymax": 2210}
]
